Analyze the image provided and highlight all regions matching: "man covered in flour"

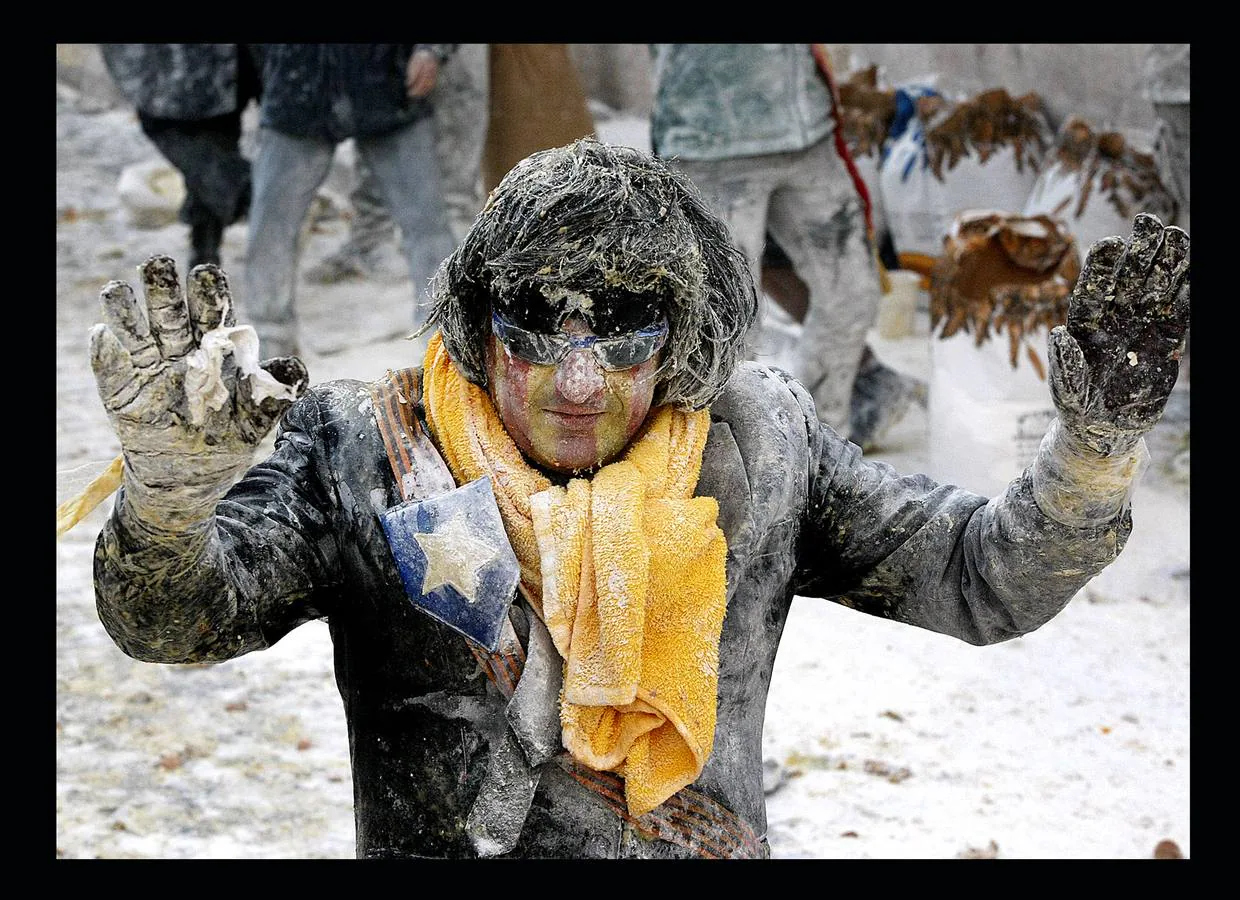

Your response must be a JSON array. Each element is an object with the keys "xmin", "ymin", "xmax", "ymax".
[{"xmin": 90, "ymin": 139, "xmax": 1189, "ymax": 858}]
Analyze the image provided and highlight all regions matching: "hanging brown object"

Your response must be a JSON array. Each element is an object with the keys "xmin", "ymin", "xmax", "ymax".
[
  {"xmin": 919, "ymin": 88, "xmax": 1053, "ymax": 182},
  {"xmin": 482, "ymin": 44, "xmax": 596, "ymax": 193},
  {"xmin": 836, "ymin": 64, "xmax": 897, "ymax": 159},
  {"xmin": 929, "ymin": 210, "xmax": 1081, "ymax": 378},
  {"xmin": 1048, "ymin": 115, "xmax": 1179, "ymax": 225}
]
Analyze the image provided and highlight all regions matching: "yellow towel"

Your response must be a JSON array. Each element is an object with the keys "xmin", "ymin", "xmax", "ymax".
[{"xmin": 422, "ymin": 333, "xmax": 729, "ymax": 816}]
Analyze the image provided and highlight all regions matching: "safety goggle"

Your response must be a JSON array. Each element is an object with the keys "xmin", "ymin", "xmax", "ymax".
[{"xmin": 490, "ymin": 311, "xmax": 668, "ymax": 371}]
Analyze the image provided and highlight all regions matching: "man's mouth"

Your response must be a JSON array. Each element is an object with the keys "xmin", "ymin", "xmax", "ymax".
[{"xmin": 543, "ymin": 407, "xmax": 607, "ymax": 428}]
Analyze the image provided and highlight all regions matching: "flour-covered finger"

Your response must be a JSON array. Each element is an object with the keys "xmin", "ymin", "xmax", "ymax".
[
  {"xmin": 1067, "ymin": 236, "xmax": 1124, "ymax": 334},
  {"xmin": 140, "ymin": 255, "xmax": 195, "ymax": 359},
  {"xmin": 1079, "ymin": 234, "xmax": 1126, "ymax": 283},
  {"xmin": 1112, "ymin": 213, "xmax": 1162, "ymax": 308},
  {"xmin": 1169, "ymin": 261, "xmax": 1190, "ymax": 332},
  {"xmin": 1047, "ymin": 325, "xmax": 1088, "ymax": 416},
  {"xmin": 89, "ymin": 322, "xmax": 144, "ymax": 412},
  {"xmin": 186, "ymin": 263, "xmax": 236, "ymax": 341},
  {"xmin": 235, "ymin": 355, "xmax": 308, "ymax": 442},
  {"xmin": 1131, "ymin": 231, "xmax": 1180, "ymax": 325},
  {"xmin": 1156, "ymin": 228, "xmax": 1190, "ymax": 320},
  {"xmin": 100, "ymin": 279, "xmax": 161, "ymax": 369},
  {"xmin": 1159, "ymin": 225, "xmax": 1189, "ymax": 272}
]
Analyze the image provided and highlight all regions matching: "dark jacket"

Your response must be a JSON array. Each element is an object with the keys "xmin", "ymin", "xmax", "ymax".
[
  {"xmin": 94, "ymin": 361, "xmax": 1129, "ymax": 858},
  {"xmin": 101, "ymin": 44, "xmax": 255, "ymax": 121},
  {"xmin": 253, "ymin": 43, "xmax": 455, "ymax": 143}
]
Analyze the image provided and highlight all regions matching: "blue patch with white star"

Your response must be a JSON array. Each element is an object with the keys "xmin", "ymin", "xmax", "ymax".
[{"xmin": 380, "ymin": 476, "xmax": 521, "ymax": 652}]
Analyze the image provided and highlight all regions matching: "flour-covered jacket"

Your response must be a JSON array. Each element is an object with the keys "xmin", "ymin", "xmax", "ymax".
[
  {"xmin": 100, "ymin": 44, "xmax": 249, "ymax": 121},
  {"xmin": 649, "ymin": 44, "xmax": 836, "ymax": 160},
  {"xmin": 253, "ymin": 43, "xmax": 456, "ymax": 143},
  {"xmin": 93, "ymin": 361, "xmax": 1129, "ymax": 858}
]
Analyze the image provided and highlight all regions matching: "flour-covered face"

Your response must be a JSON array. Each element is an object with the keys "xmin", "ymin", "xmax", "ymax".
[{"xmin": 484, "ymin": 294, "xmax": 667, "ymax": 474}]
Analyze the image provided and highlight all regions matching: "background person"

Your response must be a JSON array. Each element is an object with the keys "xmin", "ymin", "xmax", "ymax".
[
  {"xmin": 242, "ymin": 43, "xmax": 457, "ymax": 360},
  {"xmin": 101, "ymin": 43, "xmax": 259, "ymax": 268}
]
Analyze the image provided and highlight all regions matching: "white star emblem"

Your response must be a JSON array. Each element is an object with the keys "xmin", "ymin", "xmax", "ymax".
[{"xmin": 414, "ymin": 514, "xmax": 501, "ymax": 604}]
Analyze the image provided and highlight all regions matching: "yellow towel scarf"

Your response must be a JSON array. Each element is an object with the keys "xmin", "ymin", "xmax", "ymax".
[{"xmin": 422, "ymin": 333, "xmax": 728, "ymax": 817}]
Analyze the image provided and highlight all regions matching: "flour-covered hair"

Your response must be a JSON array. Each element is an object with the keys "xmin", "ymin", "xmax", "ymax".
[{"xmin": 428, "ymin": 138, "xmax": 757, "ymax": 410}]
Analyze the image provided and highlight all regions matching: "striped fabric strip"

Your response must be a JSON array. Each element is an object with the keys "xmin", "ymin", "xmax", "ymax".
[
  {"xmin": 467, "ymin": 631, "xmax": 526, "ymax": 697},
  {"xmin": 372, "ymin": 369, "xmax": 418, "ymax": 501},
  {"xmin": 377, "ymin": 367, "xmax": 457, "ymax": 501},
  {"xmin": 558, "ymin": 758, "xmax": 766, "ymax": 859}
]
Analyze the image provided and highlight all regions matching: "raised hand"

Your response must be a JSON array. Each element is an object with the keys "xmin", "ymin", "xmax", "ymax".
[
  {"xmin": 405, "ymin": 48, "xmax": 439, "ymax": 99},
  {"xmin": 1047, "ymin": 213, "xmax": 1190, "ymax": 458},
  {"xmin": 89, "ymin": 256, "xmax": 308, "ymax": 531}
]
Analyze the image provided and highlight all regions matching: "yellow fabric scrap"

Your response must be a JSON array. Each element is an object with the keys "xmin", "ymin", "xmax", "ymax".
[
  {"xmin": 422, "ymin": 333, "xmax": 728, "ymax": 816},
  {"xmin": 56, "ymin": 455, "xmax": 123, "ymax": 539}
]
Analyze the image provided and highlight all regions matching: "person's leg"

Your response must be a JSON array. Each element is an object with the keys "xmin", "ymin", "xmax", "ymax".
[
  {"xmin": 243, "ymin": 126, "xmax": 335, "ymax": 359},
  {"xmin": 434, "ymin": 43, "xmax": 490, "ymax": 242},
  {"xmin": 847, "ymin": 346, "xmax": 927, "ymax": 451},
  {"xmin": 760, "ymin": 233, "xmax": 809, "ymax": 322},
  {"xmin": 185, "ymin": 202, "xmax": 226, "ymax": 269},
  {"xmin": 357, "ymin": 116, "xmax": 456, "ymax": 354},
  {"xmin": 763, "ymin": 230, "xmax": 926, "ymax": 449},
  {"xmin": 347, "ymin": 156, "xmax": 396, "ymax": 257},
  {"xmin": 674, "ymin": 154, "xmax": 787, "ymax": 374},
  {"xmin": 304, "ymin": 154, "xmax": 396, "ymax": 284},
  {"xmin": 138, "ymin": 111, "xmax": 252, "ymax": 267},
  {"xmin": 767, "ymin": 138, "xmax": 881, "ymax": 439},
  {"xmin": 673, "ymin": 156, "xmax": 769, "ymax": 284}
]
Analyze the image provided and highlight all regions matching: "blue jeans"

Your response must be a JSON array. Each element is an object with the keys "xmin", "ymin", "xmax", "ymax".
[{"xmin": 243, "ymin": 117, "xmax": 454, "ymax": 358}]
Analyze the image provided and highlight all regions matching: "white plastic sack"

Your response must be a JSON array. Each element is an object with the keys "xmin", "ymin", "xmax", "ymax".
[
  {"xmin": 928, "ymin": 327, "xmax": 1055, "ymax": 497},
  {"xmin": 881, "ymin": 126, "xmax": 1042, "ymax": 258},
  {"xmin": 117, "ymin": 158, "xmax": 186, "ymax": 229},
  {"xmin": 1022, "ymin": 161, "xmax": 1129, "ymax": 251},
  {"xmin": 1023, "ymin": 127, "xmax": 1177, "ymax": 251}
]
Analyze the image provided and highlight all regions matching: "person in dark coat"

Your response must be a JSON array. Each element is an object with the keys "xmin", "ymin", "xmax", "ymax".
[
  {"xmin": 101, "ymin": 44, "xmax": 260, "ymax": 268},
  {"xmin": 243, "ymin": 44, "xmax": 457, "ymax": 360},
  {"xmin": 87, "ymin": 139, "xmax": 1189, "ymax": 858}
]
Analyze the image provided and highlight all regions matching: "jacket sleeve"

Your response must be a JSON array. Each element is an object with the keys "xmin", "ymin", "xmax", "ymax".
[
  {"xmin": 93, "ymin": 389, "xmax": 345, "ymax": 664},
  {"xmin": 99, "ymin": 43, "xmax": 241, "ymax": 121},
  {"xmin": 786, "ymin": 371, "xmax": 1132, "ymax": 645}
]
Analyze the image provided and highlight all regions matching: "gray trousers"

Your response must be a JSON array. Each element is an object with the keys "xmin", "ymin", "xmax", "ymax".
[
  {"xmin": 434, "ymin": 43, "xmax": 490, "ymax": 241},
  {"xmin": 675, "ymin": 137, "xmax": 881, "ymax": 438},
  {"xmin": 339, "ymin": 44, "xmax": 490, "ymax": 254},
  {"xmin": 243, "ymin": 117, "xmax": 454, "ymax": 358}
]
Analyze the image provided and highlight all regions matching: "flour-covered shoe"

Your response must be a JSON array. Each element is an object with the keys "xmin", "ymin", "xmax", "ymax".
[{"xmin": 850, "ymin": 356, "xmax": 928, "ymax": 452}]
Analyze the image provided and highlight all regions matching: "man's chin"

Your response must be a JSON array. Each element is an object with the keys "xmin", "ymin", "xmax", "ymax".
[{"xmin": 526, "ymin": 442, "xmax": 626, "ymax": 477}]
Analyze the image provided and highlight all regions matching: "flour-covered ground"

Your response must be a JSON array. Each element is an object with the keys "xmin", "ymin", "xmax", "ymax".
[{"xmin": 55, "ymin": 84, "xmax": 1190, "ymax": 860}]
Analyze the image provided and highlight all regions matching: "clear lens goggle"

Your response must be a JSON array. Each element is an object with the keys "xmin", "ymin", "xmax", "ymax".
[{"xmin": 490, "ymin": 311, "xmax": 668, "ymax": 371}]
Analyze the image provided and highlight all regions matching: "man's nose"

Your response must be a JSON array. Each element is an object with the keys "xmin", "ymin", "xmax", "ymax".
[{"xmin": 555, "ymin": 348, "xmax": 605, "ymax": 404}]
